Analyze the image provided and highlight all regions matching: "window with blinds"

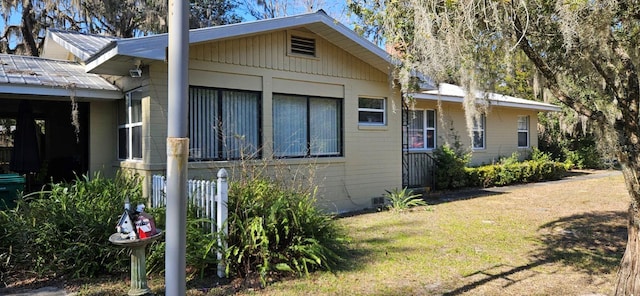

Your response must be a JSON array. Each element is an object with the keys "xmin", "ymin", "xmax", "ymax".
[
  {"xmin": 272, "ymin": 94, "xmax": 342, "ymax": 158},
  {"xmin": 188, "ymin": 87, "xmax": 261, "ymax": 161}
]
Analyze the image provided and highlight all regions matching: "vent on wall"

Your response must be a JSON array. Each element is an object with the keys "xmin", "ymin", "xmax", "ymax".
[
  {"xmin": 290, "ymin": 35, "xmax": 316, "ymax": 57},
  {"xmin": 372, "ymin": 196, "xmax": 386, "ymax": 209}
]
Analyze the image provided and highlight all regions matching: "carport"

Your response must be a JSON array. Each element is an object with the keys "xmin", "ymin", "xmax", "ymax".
[{"xmin": 0, "ymin": 54, "xmax": 122, "ymax": 190}]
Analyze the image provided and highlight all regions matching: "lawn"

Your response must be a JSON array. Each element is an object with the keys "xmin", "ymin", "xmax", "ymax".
[
  {"xmin": 236, "ymin": 171, "xmax": 628, "ymax": 296},
  {"xmin": 5, "ymin": 171, "xmax": 629, "ymax": 295}
]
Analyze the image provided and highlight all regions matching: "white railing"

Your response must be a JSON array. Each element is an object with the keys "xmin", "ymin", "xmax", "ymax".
[{"xmin": 150, "ymin": 168, "xmax": 229, "ymax": 278}]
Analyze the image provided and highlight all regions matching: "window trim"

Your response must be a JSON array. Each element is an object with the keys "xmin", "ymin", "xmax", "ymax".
[
  {"xmin": 406, "ymin": 109, "xmax": 436, "ymax": 151},
  {"xmin": 273, "ymin": 93, "xmax": 343, "ymax": 158},
  {"xmin": 358, "ymin": 97, "xmax": 387, "ymax": 126},
  {"xmin": 118, "ymin": 89, "xmax": 144, "ymax": 161},
  {"xmin": 517, "ymin": 115, "xmax": 530, "ymax": 148},
  {"xmin": 472, "ymin": 114, "xmax": 486, "ymax": 150}
]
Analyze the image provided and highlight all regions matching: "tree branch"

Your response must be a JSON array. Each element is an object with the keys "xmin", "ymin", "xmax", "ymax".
[{"xmin": 512, "ymin": 9, "xmax": 604, "ymax": 123}]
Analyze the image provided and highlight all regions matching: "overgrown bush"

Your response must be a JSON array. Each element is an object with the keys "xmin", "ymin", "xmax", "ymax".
[
  {"xmin": 225, "ymin": 178, "xmax": 348, "ymax": 286},
  {"xmin": 0, "ymin": 172, "xmax": 143, "ymax": 277},
  {"xmin": 563, "ymin": 143, "xmax": 604, "ymax": 169},
  {"xmin": 433, "ymin": 144, "xmax": 471, "ymax": 190}
]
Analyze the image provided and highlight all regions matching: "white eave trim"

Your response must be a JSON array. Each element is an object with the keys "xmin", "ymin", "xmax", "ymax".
[
  {"xmin": 412, "ymin": 92, "xmax": 562, "ymax": 112},
  {"xmin": 1, "ymin": 84, "xmax": 122, "ymax": 100},
  {"xmin": 85, "ymin": 46, "xmax": 121, "ymax": 72}
]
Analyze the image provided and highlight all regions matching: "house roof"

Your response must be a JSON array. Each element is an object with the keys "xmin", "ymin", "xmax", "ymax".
[
  {"xmin": 0, "ymin": 54, "xmax": 121, "ymax": 99},
  {"xmin": 46, "ymin": 11, "xmax": 402, "ymax": 81},
  {"xmin": 412, "ymin": 83, "xmax": 561, "ymax": 112},
  {"xmin": 42, "ymin": 30, "xmax": 120, "ymax": 62}
]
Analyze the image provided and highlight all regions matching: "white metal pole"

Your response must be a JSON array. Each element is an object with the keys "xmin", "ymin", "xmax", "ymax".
[{"xmin": 165, "ymin": 0, "xmax": 189, "ymax": 294}]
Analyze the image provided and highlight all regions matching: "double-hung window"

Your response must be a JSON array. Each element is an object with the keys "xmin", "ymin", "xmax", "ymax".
[
  {"xmin": 273, "ymin": 94, "xmax": 342, "ymax": 158},
  {"xmin": 189, "ymin": 87, "xmax": 261, "ymax": 161},
  {"xmin": 517, "ymin": 115, "xmax": 530, "ymax": 148},
  {"xmin": 405, "ymin": 109, "xmax": 436, "ymax": 150},
  {"xmin": 472, "ymin": 114, "xmax": 486, "ymax": 149},
  {"xmin": 118, "ymin": 89, "xmax": 143, "ymax": 160},
  {"xmin": 358, "ymin": 97, "xmax": 386, "ymax": 125}
]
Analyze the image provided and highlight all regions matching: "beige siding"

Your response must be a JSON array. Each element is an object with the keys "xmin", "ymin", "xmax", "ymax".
[
  {"xmin": 190, "ymin": 31, "xmax": 388, "ymax": 82},
  {"xmin": 88, "ymin": 101, "xmax": 117, "ymax": 178},
  {"xmin": 410, "ymin": 100, "xmax": 543, "ymax": 166}
]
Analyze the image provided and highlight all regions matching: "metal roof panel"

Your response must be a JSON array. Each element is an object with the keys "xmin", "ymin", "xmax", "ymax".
[{"xmin": 0, "ymin": 54, "xmax": 121, "ymax": 99}]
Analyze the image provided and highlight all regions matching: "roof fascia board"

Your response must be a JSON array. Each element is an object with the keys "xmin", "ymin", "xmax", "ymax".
[
  {"xmin": 85, "ymin": 46, "xmax": 120, "ymax": 72},
  {"xmin": 0, "ymin": 84, "xmax": 122, "ymax": 100},
  {"xmin": 491, "ymin": 101, "xmax": 562, "ymax": 112},
  {"xmin": 412, "ymin": 93, "xmax": 463, "ymax": 103},
  {"xmin": 412, "ymin": 93, "xmax": 561, "ymax": 112},
  {"xmin": 86, "ymin": 11, "xmax": 393, "ymax": 71}
]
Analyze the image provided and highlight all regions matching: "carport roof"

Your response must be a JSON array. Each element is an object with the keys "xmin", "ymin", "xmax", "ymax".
[{"xmin": 0, "ymin": 54, "xmax": 122, "ymax": 99}]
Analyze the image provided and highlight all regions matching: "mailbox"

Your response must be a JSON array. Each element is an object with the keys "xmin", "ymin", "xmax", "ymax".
[{"xmin": 116, "ymin": 198, "xmax": 157, "ymax": 240}]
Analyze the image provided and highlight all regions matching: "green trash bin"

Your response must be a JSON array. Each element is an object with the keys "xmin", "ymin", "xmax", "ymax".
[{"xmin": 0, "ymin": 174, "xmax": 26, "ymax": 209}]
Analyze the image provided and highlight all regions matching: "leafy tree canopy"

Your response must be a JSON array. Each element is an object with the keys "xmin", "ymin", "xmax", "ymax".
[{"xmin": 0, "ymin": 0, "xmax": 242, "ymax": 56}]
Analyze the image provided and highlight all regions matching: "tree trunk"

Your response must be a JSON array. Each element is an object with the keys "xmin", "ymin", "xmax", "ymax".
[
  {"xmin": 615, "ymin": 166, "xmax": 640, "ymax": 295},
  {"xmin": 20, "ymin": 1, "xmax": 39, "ymax": 56}
]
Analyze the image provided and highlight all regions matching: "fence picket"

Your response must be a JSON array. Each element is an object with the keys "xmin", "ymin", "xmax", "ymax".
[
  {"xmin": 150, "ymin": 170, "xmax": 228, "ymax": 278},
  {"xmin": 150, "ymin": 173, "xmax": 225, "ymax": 235}
]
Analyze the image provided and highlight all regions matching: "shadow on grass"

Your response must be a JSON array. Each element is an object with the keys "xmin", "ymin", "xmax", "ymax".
[
  {"xmin": 426, "ymin": 188, "xmax": 506, "ymax": 205},
  {"xmin": 442, "ymin": 211, "xmax": 627, "ymax": 295}
]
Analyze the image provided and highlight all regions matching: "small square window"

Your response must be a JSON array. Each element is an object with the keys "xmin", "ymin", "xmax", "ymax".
[{"xmin": 358, "ymin": 97, "xmax": 386, "ymax": 125}]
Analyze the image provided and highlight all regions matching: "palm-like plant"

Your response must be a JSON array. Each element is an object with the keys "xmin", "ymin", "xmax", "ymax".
[{"xmin": 383, "ymin": 187, "xmax": 427, "ymax": 212}]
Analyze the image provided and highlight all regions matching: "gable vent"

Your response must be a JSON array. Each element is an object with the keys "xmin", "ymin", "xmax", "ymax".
[{"xmin": 290, "ymin": 35, "xmax": 316, "ymax": 56}]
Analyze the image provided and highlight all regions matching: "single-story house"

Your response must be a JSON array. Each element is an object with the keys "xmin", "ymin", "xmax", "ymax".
[{"xmin": 0, "ymin": 10, "xmax": 560, "ymax": 213}]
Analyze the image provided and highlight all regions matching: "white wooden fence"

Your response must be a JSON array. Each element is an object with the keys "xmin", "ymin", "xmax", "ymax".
[{"xmin": 150, "ymin": 168, "xmax": 229, "ymax": 278}]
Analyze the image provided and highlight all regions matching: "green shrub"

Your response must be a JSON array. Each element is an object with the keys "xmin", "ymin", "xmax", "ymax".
[
  {"xmin": 145, "ymin": 206, "xmax": 220, "ymax": 278},
  {"xmin": 467, "ymin": 158, "xmax": 567, "ymax": 188},
  {"xmin": 225, "ymin": 178, "xmax": 348, "ymax": 286},
  {"xmin": 0, "ymin": 172, "xmax": 142, "ymax": 277},
  {"xmin": 563, "ymin": 144, "xmax": 604, "ymax": 169},
  {"xmin": 433, "ymin": 144, "xmax": 471, "ymax": 189},
  {"xmin": 384, "ymin": 188, "xmax": 427, "ymax": 212}
]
